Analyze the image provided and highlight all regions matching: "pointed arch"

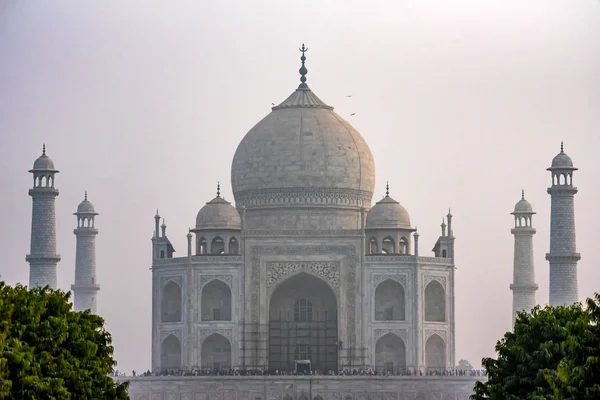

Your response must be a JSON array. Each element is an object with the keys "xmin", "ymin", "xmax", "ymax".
[
  {"xmin": 201, "ymin": 333, "xmax": 231, "ymax": 370},
  {"xmin": 425, "ymin": 334, "xmax": 446, "ymax": 372},
  {"xmin": 375, "ymin": 279, "xmax": 405, "ymax": 321},
  {"xmin": 197, "ymin": 237, "xmax": 208, "ymax": 255},
  {"xmin": 368, "ymin": 237, "xmax": 378, "ymax": 254},
  {"xmin": 424, "ymin": 280, "xmax": 446, "ymax": 322},
  {"xmin": 375, "ymin": 333, "xmax": 406, "ymax": 373},
  {"xmin": 228, "ymin": 237, "xmax": 239, "ymax": 254},
  {"xmin": 211, "ymin": 236, "xmax": 224, "ymax": 254},
  {"xmin": 161, "ymin": 280, "xmax": 182, "ymax": 323},
  {"xmin": 399, "ymin": 237, "xmax": 409, "ymax": 255},
  {"xmin": 161, "ymin": 334, "xmax": 182, "ymax": 369},
  {"xmin": 201, "ymin": 279, "xmax": 232, "ymax": 321},
  {"xmin": 382, "ymin": 237, "xmax": 395, "ymax": 254}
]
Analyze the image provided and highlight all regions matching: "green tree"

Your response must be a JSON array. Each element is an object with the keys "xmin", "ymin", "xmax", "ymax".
[
  {"xmin": 0, "ymin": 282, "xmax": 129, "ymax": 400},
  {"xmin": 543, "ymin": 294, "xmax": 600, "ymax": 399},
  {"xmin": 471, "ymin": 293, "xmax": 600, "ymax": 400},
  {"xmin": 457, "ymin": 359, "xmax": 474, "ymax": 370}
]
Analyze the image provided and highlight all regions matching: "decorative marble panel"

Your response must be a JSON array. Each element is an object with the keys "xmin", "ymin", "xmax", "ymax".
[
  {"xmin": 160, "ymin": 329, "xmax": 183, "ymax": 342},
  {"xmin": 373, "ymin": 274, "xmax": 407, "ymax": 289},
  {"xmin": 160, "ymin": 276, "xmax": 183, "ymax": 288},
  {"xmin": 373, "ymin": 328, "xmax": 408, "ymax": 342},
  {"xmin": 200, "ymin": 275, "xmax": 233, "ymax": 288},
  {"xmin": 424, "ymin": 329, "xmax": 447, "ymax": 343},
  {"xmin": 423, "ymin": 275, "xmax": 447, "ymax": 290},
  {"xmin": 267, "ymin": 261, "xmax": 340, "ymax": 291},
  {"xmin": 199, "ymin": 328, "xmax": 233, "ymax": 343}
]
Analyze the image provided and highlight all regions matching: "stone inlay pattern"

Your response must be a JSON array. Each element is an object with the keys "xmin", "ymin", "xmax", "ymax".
[
  {"xmin": 267, "ymin": 261, "xmax": 340, "ymax": 291},
  {"xmin": 372, "ymin": 274, "xmax": 407, "ymax": 289},
  {"xmin": 199, "ymin": 329, "xmax": 233, "ymax": 343},
  {"xmin": 424, "ymin": 275, "xmax": 446, "ymax": 290},
  {"xmin": 160, "ymin": 276, "xmax": 183, "ymax": 288},
  {"xmin": 200, "ymin": 275, "xmax": 233, "ymax": 288},
  {"xmin": 373, "ymin": 328, "xmax": 408, "ymax": 342},
  {"xmin": 424, "ymin": 329, "xmax": 447, "ymax": 343},
  {"xmin": 160, "ymin": 329, "xmax": 183, "ymax": 342},
  {"xmin": 250, "ymin": 245, "xmax": 357, "ymax": 346}
]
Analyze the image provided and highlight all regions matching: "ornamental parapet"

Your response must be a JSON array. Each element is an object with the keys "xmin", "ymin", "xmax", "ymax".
[
  {"xmin": 509, "ymin": 283, "xmax": 539, "ymax": 291},
  {"xmin": 545, "ymin": 253, "xmax": 581, "ymax": 262},
  {"xmin": 28, "ymin": 187, "xmax": 60, "ymax": 197},
  {"xmin": 152, "ymin": 255, "xmax": 244, "ymax": 267},
  {"xmin": 73, "ymin": 227, "xmax": 99, "ymax": 235},
  {"xmin": 234, "ymin": 187, "xmax": 373, "ymax": 209},
  {"xmin": 547, "ymin": 186, "xmax": 578, "ymax": 195},
  {"xmin": 71, "ymin": 283, "xmax": 101, "ymax": 291},
  {"xmin": 511, "ymin": 227, "xmax": 536, "ymax": 235},
  {"xmin": 25, "ymin": 254, "xmax": 61, "ymax": 263},
  {"xmin": 244, "ymin": 229, "xmax": 363, "ymax": 237}
]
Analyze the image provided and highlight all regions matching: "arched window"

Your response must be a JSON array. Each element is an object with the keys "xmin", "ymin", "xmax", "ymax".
[
  {"xmin": 399, "ymin": 237, "xmax": 409, "ymax": 255},
  {"xmin": 294, "ymin": 298, "xmax": 313, "ymax": 322},
  {"xmin": 382, "ymin": 237, "xmax": 395, "ymax": 254},
  {"xmin": 161, "ymin": 281, "xmax": 182, "ymax": 323},
  {"xmin": 198, "ymin": 237, "xmax": 207, "ymax": 255},
  {"xmin": 424, "ymin": 280, "xmax": 446, "ymax": 322},
  {"xmin": 368, "ymin": 237, "xmax": 378, "ymax": 254},
  {"xmin": 374, "ymin": 279, "xmax": 405, "ymax": 321},
  {"xmin": 161, "ymin": 334, "xmax": 182, "ymax": 369},
  {"xmin": 211, "ymin": 237, "xmax": 224, "ymax": 254},
  {"xmin": 229, "ymin": 237, "xmax": 239, "ymax": 254},
  {"xmin": 375, "ymin": 333, "xmax": 406, "ymax": 373},
  {"xmin": 201, "ymin": 279, "xmax": 232, "ymax": 321},
  {"xmin": 201, "ymin": 333, "xmax": 232, "ymax": 370},
  {"xmin": 425, "ymin": 334, "xmax": 446, "ymax": 372}
]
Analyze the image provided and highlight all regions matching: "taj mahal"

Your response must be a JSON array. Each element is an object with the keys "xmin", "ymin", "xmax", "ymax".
[{"xmin": 22, "ymin": 45, "xmax": 581, "ymax": 400}]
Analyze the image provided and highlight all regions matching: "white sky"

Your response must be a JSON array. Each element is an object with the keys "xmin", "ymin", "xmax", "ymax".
[{"xmin": 1, "ymin": 0, "xmax": 599, "ymax": 373}]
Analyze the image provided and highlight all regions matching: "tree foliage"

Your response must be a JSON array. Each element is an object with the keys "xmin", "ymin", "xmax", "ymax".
[
  {"xmin": 457, "ymin": 359, "xmax": 474, "ymax": 370},
  {"xmin": 0, "ymin": 282, "xmax": 129, "ymax": 399},
  {"xmin": 472, "ymin": 293, "xmax": 600, "ymax": 400}
]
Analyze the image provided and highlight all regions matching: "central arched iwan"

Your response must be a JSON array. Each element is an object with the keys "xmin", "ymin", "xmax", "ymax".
[{"xmin": 269, "ymin": 272, "xmax": 338, "ymax": 372}]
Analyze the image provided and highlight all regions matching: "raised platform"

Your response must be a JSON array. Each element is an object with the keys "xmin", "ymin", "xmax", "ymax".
[{"xmin": 116, "ymin": 375, "xmax": 484, "ymax": 400}]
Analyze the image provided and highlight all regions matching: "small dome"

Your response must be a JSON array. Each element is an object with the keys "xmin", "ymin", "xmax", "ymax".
[
  {"xmin": 366, "ymin": 194, "xmax": 411, "ymax": 229},
  {"xmin": 549, "ymin": 143, "xmax": 576, "ymax": 170},
  {"xmin": 30, "ymin": 146, "xmax": 58, "ymax": 172},
  {"xmin": 195, "ymin": 195, "xmax": 241, "ymax": 230},
  {"xmin": 513, "ymin": 191, "xmax": 534, "ymax": 214},
  {"xmin": 75, "ymin": 192, "xmax": 97, "ymax": 214}
]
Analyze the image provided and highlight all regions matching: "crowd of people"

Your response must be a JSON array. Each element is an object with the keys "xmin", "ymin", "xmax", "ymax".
[{"xmin": 111, "ymin": 368, "xmax": 486, "ymax": 378}]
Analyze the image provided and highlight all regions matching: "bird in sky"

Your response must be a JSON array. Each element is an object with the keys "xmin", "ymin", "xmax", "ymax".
[
  {"xmin": 350, "ymin": 113, "xmax": 356, "ymax": 116},
  {"xmin": 346, "ymin": 95, "xmax": 352, "ymax": 97}
]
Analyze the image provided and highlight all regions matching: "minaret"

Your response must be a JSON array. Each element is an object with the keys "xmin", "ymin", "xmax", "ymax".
[
  {"xmin": 71, "ymin": 192, "xmax": 100, "ymax": 313},
  {"xmin": 546, "ymin": 142, "xmax": 580, "ymax": 306},
  {"xmin": 510, "ymin": 190, "xmax": 538, "ymax": 326},
  {"xmin": 26, "ymin": 145, "xmax": 61, "ymax": 289}
]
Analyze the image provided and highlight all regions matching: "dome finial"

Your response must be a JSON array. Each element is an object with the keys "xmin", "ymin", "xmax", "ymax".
[
  {"xmin": 217, "ymin": 182, "xmax": 221, "ymax": 197},
  {"xmin": 298, "ymin": 43, "xmax": 309, "ymax": 90},
  {"xmin": 42, "ymin": 143, "xmax": 46, "ymax": 155},
  {"xmin": 560, "ymin": 141, "xmax": 564, "ymax": 153},
  {"xmin": 521, "ymin": 189, "xmax": 524, "ymax": 200},
  {"xmin": 386, "ymin": 181, "xmax": 389, "ymax": 196},
  {"xmin": 85, "ymin": 190, "xmax": 88, "ymax": 201}
]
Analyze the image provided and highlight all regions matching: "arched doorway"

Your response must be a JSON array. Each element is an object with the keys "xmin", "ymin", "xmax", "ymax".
[
  {"xmin": 269, "ymin": 272, "xmax": 338, "ymax": 372},
  {"xmin": 161, "ymin": 334, "xmax": 182, "ymax": 369},
  {"xmin": 375, "ymin": 333, "xmax": 406, "ymax": 373},
  {"xmin": 424, "ymin": 280, "xmax": 446, "ymax": 322},
  {"xmin": 374, "ymin": 279, "xmax": 405, "ymax": 321},
  {"xmin": 425, "ymin": 334, "xmax": 446, "ymax": 372},
  {"xmin": 201, "ymin": 333, "xmax": 232, "ymax": 370},
  {"xmin": 201, "ymin": 279, "xmax": 232, "ymax": 321}
]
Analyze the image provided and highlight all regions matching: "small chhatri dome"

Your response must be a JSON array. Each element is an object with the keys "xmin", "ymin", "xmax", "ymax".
[
  {"xmin": 512, "ymin": 190, "xmax": 534, "ymax": 214},
  {"xmin": 549, "ymin": 141, "xmax": 576, "ymax": 170},
  {"xmin": 31, "ymin": 144, "xmax": 58, "ymax": 172},
  {"xmin": 76, "ymin": 191, "xmax": 97, "ymax": 214},
  {"xmin": 366, "ymin": 185, "xmax": 411, "ymax": 229},
  {"xmin": 195, "ymin": 184, "xmax": 241, "ymax": 230}
]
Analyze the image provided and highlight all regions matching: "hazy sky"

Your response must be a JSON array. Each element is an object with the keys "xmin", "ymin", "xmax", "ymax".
[{"xmin": 1, "ymin": 1, "xmax": 599, "ymax": 373}]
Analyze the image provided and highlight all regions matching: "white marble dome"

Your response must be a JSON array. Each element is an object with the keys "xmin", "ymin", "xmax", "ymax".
[
  {"xmin": 31, "ymin": 147, "xmax": 58, "ymax": 172},
  {"xmin": 550, "ymin": 151, "xmax": 574, "ymax": 169},
  {"xmin": 366, "ymin": 194, "xmax": 411, "ymax": 229},
  {"xmin": 195, "ymin": 195, "xmax": 241, "ymax": 230},
  {"xmin": 231, "ymin": 87, "xmax": 375, "ymax": 208},
  {"xmin": 513, "ymin": 198, "xmax": 533, "ymax": 214},
  {"xmin": 77, "ymin": 196, "xmax": 97, "ymax": 214}
]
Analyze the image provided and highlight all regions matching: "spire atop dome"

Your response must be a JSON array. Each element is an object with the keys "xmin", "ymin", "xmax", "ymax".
[
  {"xmin": 42, "ymin": 143, "xmax": 46, "ymax": 155},
  {"xmin": 85, "ymin": 190, "xmax": 88, "ymax": 201},
  {"xmin": 561, "ymin": 141, "xmax": 564, "ymax": 153},
  {"xmin": 386, "ymin": 181, "xmax": 389, "ymax": 197},
  {"xmin": 298, "ymin": 43, "xmax": 309, "ymax": 91},
  {"xmin": 217, "ymin": 181, "xmax": 221, "ymax": 197},
  {"xmin": 521, "ymin": 189, "xmax": 525, "ymax": 200}
]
